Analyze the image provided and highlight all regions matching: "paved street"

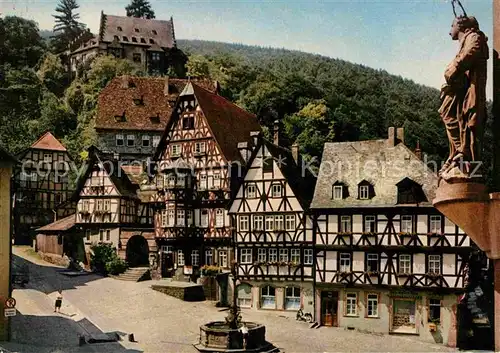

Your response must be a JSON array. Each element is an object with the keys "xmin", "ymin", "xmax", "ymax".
[{"xmin": 3, "ymin": 247, "xmax": 457, "ymax": 353}]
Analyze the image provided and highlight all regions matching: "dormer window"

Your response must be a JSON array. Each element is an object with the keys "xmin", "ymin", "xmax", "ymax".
[
  {"xmin": 132, "ymin": 37, "xmax": 137, "ymax": 43},
  {"xmin": 149, "ymin": 39, "xmax": 155, "ymax": 44},
  {"xmin": 123, "ymin": 36, "xmax": 128, "ymax": 41},
  {"xmin": 149, "ymin": 114, "xmax": 161, "ymax": 124},
  {"xmin": 117, "ymin": 26, "xmax": 123, "ymax": 31},
  {"xmin": 113, "ymin": 35, "xmax": 119, "ymax": 41},
  {"xmin": 182, "ymin": 115, "xmax": 194, "ymax": 130},
  {"xmin": 134, "ymin": 28, "xmax": 140, "ymax": 33},
  {"xmin": 140, "ymin": 38, "xmax": 146, "ymax": 44},
  {"xmin": 152, "ymin": 30, "xmax": 157, "ymax": 35},
  {"xmin": 396, "ymin": 177, "xmax": 427, "ymax": 204},
  {"xmin": 332, "ymin": 181, "xmax": 347, "ymax": 200},
  {"xmin": 358, "ymin": 180, "xmax": 374, "ymax": 200},
  {"xmin": 133, "ymin": 96, "xmax": 144, "ymax": 106},
  {"xmin": 114, "ymin": 112, "xmax": 126, "ymax": 122}
]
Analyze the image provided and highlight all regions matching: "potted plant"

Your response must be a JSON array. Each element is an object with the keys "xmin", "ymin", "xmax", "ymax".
[{"xmin": 428, "ymin": 319, "xmax": 440, "ymax": 332}]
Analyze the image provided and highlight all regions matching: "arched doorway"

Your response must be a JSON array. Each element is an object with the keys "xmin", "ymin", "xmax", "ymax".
[{"xmin": 126, "ymin": 235, "xmax": 149, "ymax": 267}]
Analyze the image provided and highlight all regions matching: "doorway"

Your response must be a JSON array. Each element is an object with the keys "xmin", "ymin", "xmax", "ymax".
[
  {"xmin": 321, "ymin": 291, "xmax": 339, "ymax": 327},
  {"xmin": 126, "ymin": 235, "xmax": 149, "ymax": 267},
  {"xmin": 391, "ymin": 299, "xmax": 417, "ymax": 334}
]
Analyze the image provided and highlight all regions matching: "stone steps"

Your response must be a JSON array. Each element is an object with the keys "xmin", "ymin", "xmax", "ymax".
[{"xmin": 112, "ymin": 267, "xmax": 150, "ymax": 282}]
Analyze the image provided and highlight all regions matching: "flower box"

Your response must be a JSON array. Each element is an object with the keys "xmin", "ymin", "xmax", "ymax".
[
  {"xmin": 366, "ymin": 271, "xmax": 379, "ymax": 277},
  {"xmin": 428, "ymin": 322, "xmax": 438, "ymax": 332},
  {"xmin": 396, "ymin": 272, "xmax": 411, "ymax": 277},
  {"xmin": 426, "ymin": 272, "xmax": 443, "ymax": 278},
  {"xmin": 338, "ymin": 232, "xmax": 353, "ymax": 237},
  {"xmin": 362, "ymin": 232, "xmax": 377, "ymax": 237},
  {"xmin": 200, "ymin": 265, "xmax": 222, "ymax": 277},
  {"xmin": 427, "ymin": 232, "xmax": 443, "ymax": 237},
  {"xmin": 398, "ymin": 232, "xmax": 416, "ymax": 237}
]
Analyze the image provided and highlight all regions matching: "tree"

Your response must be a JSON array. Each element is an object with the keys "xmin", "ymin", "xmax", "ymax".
[
  {"xmin": 37, "ymin": 53, "xmax": 69, "ymax": 96},
  {"xmin": 125, "ymin": 0, "xmax": 156, "ymax": 19},
  {"xmin": 51, "ymin": 0, "xmax": 85, "ymax": 53},
  {"xmin": 0, "ymin": 16, "xmax": 46, "ymax": 70}
]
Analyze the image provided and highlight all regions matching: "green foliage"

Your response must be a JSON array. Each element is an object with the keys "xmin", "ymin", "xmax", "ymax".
[
  {"xmin": 37, "ymin": 53, "xmax": 69, "ymax": 96},
  {"xmin": 90, "ymin": 243, "xmax": 126, "ymax": 275},
  {"xmin": 51, "ymin": 0, "xmax": 86, "ymax": 53},
  {"xmin": 125, "ymin": 0, "xmax": 156, "ymax": 19},
  {"xmin": 106, "ymin": 257, "xmax": 128, "ymax": 275}
]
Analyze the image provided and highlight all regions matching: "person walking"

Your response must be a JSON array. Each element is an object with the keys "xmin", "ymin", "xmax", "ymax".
[{"xmin": 54, "ymin": 290, "xmax": 63, "ymax": 313}]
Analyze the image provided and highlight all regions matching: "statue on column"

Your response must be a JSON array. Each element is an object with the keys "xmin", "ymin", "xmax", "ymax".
[{"xmin": 438, "ymin": 11, "xmax": 489, "ymax": 180}]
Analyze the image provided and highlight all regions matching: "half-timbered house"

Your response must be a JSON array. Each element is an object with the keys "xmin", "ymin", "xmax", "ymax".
[
  {"xmin": 95, "ymin": 76, "xmax": 215, "ymax": 163},
  {"xmin": 152, "ymin": 81, "xmax": 261, "ymax": 280},
  {"xmin": 228, "ymin": 126, "xmax": 316, "ymax": 314},
  {"xmin": 13, "ymin": 132, "xmax": 75, "ymax": 245},
  {"xmin": 73, "ymin": 147, "xmax": 155, "ymax": 266},
  {"xmin": 310, "ymin": 127, "xmax": 472, "ymax": 346}
]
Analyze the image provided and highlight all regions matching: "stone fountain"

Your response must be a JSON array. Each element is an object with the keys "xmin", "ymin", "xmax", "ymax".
[{"xmin": 194, "ymin": 262, "xmax": 276, "ymax": 352}]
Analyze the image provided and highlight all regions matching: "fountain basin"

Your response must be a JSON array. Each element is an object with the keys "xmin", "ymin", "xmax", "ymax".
[{"xmin": 194, "ymin": 321, "xmax": 275, "ymax": 352}]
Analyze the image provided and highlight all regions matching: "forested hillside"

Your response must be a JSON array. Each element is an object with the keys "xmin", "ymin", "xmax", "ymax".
[{"xmin": 1, "ymin": 17, "xmax": 493, "ymax": 180}]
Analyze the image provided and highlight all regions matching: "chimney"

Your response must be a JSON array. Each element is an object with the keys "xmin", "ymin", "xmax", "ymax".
[
  {"xmin": 414, "ymin": 140, "xmax": 422, "ymax": 160},
  {"xmin": 397, "ymin": 127, "xmax": 405, "ymax": 145},
  {"xmin": 387, "ymin": 127, "xmax": 396, "ymax": 147},
  {"xmin": 273, "ymin": 120, "xmax": 280, "ymax": 146},
  {"xmin": 164, "ymin": 76, "xmax": 169, "ymax": 96},
  {"xmin": 292, "ymin": 143, "xmax": 300, "ymax": 164},
  {"xmin": 213, "ymin": 80, "xmax": 221, "ymax": 95},
  {"xmin": 121, "ymin": 75, "xmax": 129, "ymax": 89}
]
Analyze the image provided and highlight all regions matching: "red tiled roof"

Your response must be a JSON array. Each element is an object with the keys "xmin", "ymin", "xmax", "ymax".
[
  {"xmin": 36, "ymin": 214, "xmax": 75, "ymax": 232},
  {"xmin": 192, "ymin": 84, "xmax": 262, "ymax": 163},
  {"xmin": 30, "ymin": 132, "xmax": 67, "ymax": 151},
  {"xmin": 96, "ymin": 76, "xmax": 214, "ymax": 131}
]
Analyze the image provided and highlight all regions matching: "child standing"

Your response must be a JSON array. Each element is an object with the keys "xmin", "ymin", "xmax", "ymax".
[{"xmin": 54, "ymin": 290, "xmax": 63, "ymax": 313}]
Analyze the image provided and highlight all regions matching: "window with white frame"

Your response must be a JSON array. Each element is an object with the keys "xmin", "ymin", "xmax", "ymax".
[
  {"xmin": 237, "ymin": 284, "xmax": 252, "ymax": 308},
  {"xmin": 290, "ymin": 249, "xmax": 300, "ymax": 264},
  {"xmin": 279, "ymin": 248, "xmax": 288, "ymax": 262},
  {"xmin": 285, "ymin": 287, "xmax": 301, "ymax": 310},
  {"xmin": 240, "ymin": 248, "xmax": 252, "ymax": 264},
  {"xmin": 265, "ymin": 216, "xmax": 274, "ymax": 231},
  {"xmin": 367, "ymin": 294, "xmax": 378, "ymax": 317},
  {"xmin": 44, "ymin": 154, "xmax": 52, "ymax": 163},
  {"xmin": 428, "ymin": 298, "xmax": 441, "ymax": 322},
  {"xmin": 269, "ymin": 248, "xmax": 277, "ymax": 262},
  {"xmin": 191, "ymin": 250, "xmax": 200, "ymax": 266},
  {"xmin": 274, "ymin": 215, "xmax": 284, "ymax": 231},
  {"xmin": 254, "ymin": 216, "xmax": 263, "ymax": 231},
  {"xmin": 167, "ymin": 209, "xmax": 175, "ymax": 226},
  {"xmin": 127, "ymin": 134, "xmax": 135, "ymax": 146},
  {"xmin": 399, "ymin": 254, "xmax": 411, "ymax": 274},
  {"xmin": 96, "ymin": 199, "xmax": 104, "ymax": 211},
  {"xmin": 152, "ymin": 135, "xmax": 160, "ymax": 147},
  {"xmin": 105, "ymin": 230, "xmax": 111, "ymax": 242},
  {"xmin": 104, "ymin": 199, "xmax": 111, "ymax": 211},
  {"xmin": 99, "ymin": 230, "xmax": 104, "ymax": 242},
  {"xmin": 428, "ymin": 254, "xmax": 441, "ymax": 274},
  {"xmin": 171, "ymin": 144, "xmax": 181, "ymax": 157},
  {"xmin": 116, "ymin": 134, "xmax": 124, "ymax": 146},
  {"xmin": 285, "ymin": 215, "xmax": 296, "ymax": 231},
  {"xmin": 304, "ymin": 249, "xmax": 313, "ymax": 265},
  {"xmin": 213, "ymin": 173, "xmax": 221, "ymax": 188},
  {"xmin": 261, "ymin": 286, "xmax": 276, "ymax": 309},
  {"xmin": 272, "ymin": 184, "xmax": 282, "ymax": 197},
  {"xmin": 200, "ymin": 209, "xmax": 208, "ymax": 227},
  {"xmin": 177, "ymin": 250, "xmax": 185, "ymax": 265},
  {"xmin": 401, "ymin": 215, "xmax": 413, "ymax": 233},
  {"xmin": 333, "ymin": 185, "xmax": 343, "ymax": 200},
  {"xmin": 215, "ymin": 209, "xmax": 224, "ymax": 227},
  {"xmin": 30, "ymin": 172, "xmax": 37, "ymax": 182},
  {"xmin": 186, "ymin": 210, "xmax": 193, "ymax": 226},
  {"xmin": 177, "ymin": 209, "xmax": 185, "ymax": 225},
  {"xmin": 219, "ymin": 250, "xmax": 228, "ymax": 268},
  {"xmin": 194, "ymin": 142, "xmax": 206, "ymax": 154},
  {"xmin": 339, "ymin": 253, "xmax": 351, "ymax": 272},
  {"xmin": 199, "ymin": 174, "xmax": 207, "ymax": 190},
  {"xmin": 258, "ymin": 248, "xmax": 266, "ymax": 262},
  {"xmin": 366, "ymin": 253, "xmax": 379, "ymax": 272},
  {"xmin": 430, "ymin": 215, "xmax": 442, "ymax": 234},
  {"xmin": 364, "ymin": 215, "xmax": 376, "ymax": 233},
  {"xmin": 82, "ymin": 200, "xmax": 90, "ymax": 212},
  {"xmin": 346, "ymin": 293, "xmax": 357, "ymax": 316},
  {"xmin": 359, "ymin": 185, "xmax": 369, "ymax": 200},
  {"xmin": 142, "ymin": 135, "xmax": 150, "ymax": 147},
  {"xmin": 205, "ymin": 249, "xmax": 213, "ymax": 265},
  {"xmin": 340, "ymin": 215, "xmax": 352, "ymax": 233},
  {"xmin": 246, "ymin": 184, "xmax": 256, "ymax": 198},
  {"xmin": 239, "ymin": 215, "xmax": 249, "ymax": 231}
]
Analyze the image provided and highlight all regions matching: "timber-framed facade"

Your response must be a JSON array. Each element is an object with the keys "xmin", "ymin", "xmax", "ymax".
[
  {"xmin": 310, "ymin": 127, "xmax": 473, "ymax": 346},
  {"xmin": 152, "ymin": 81, "xmax": 261, "ymax": 281},
  {"xmin": 13, "ymin": 132, "xmax": 75, "ymax": 245},
  {"xmin": 228, "ymin": 126, "xmax": 316, "ymax": 313}
]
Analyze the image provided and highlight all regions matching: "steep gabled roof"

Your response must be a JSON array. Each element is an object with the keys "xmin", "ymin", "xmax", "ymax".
[
  {"xmin": 71, "ymin": 147, "xmax": 138, "ymax": 200},
  {"xmin": 30, "ymin": 132, "xmax": 67, "ymax": 151},
  {"xmin": 0, "ymin": 145, "xmax": 19, "ymax": 165},
  {"xmin": 96, "ymin": 76, "xmax": 214, "ymax": 131},
  {"xmin": 311, "ymin": 137, "xmax": 438, "ymax": 209},
  {"xmin": 103, "ymin": 15, "xmax": 176, "ymax": 48},
  {"xmin": 36, "ymin": 214, "xmax": 76, "ymax": 233},
  {"xmin": 155, "ymin": 82, "xmax": 261, "ymax": 163}
]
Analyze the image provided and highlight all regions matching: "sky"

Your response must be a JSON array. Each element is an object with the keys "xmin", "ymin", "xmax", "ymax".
[{"xmin": 1, "ymin": 0, "xmax": 494, "ymax": 97}]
